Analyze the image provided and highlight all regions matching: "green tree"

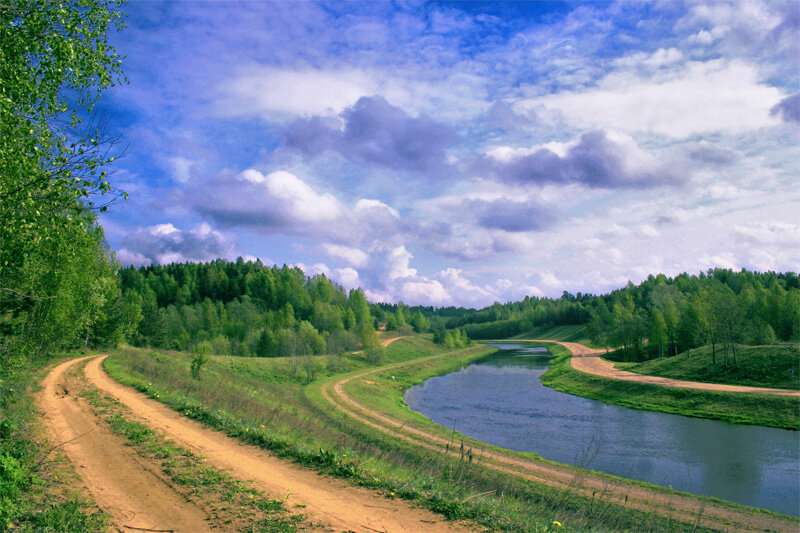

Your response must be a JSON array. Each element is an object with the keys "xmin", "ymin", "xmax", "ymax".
[
  {"xmin": 1, "ymin": 0, "xmax": 126, "ymax": 368},
  {"xmin": 648, "ymin": 308, "xmax": 668, "ymax": 358}
]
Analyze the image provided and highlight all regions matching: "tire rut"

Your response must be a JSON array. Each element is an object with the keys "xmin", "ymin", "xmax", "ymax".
[
  {"xmin": 83, "ymin": 355, "xmax": 476, "ymax": 533},
  {"xmin": 38, "ymin": 357, "xmax": 215, "ymax": 532}
]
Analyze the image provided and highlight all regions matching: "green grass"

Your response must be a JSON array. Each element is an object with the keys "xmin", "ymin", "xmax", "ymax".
[
  {"xmin": 0, "ymin": 353, "xmax": 109, "ymax": 532},
  {"xmin": 80, "ymin": 385, "xmax": 303, "ymax": 532},
  {"xmin": 506, "ymin": 324, "xmax": 596, "ymax": 346},
  {"xmin": 104, "ymin": 340, "xmax": 730, "ymax": 532},
  {"xmin": 539, "ymin": 343, "xmax": 800, "ymax": 430},
  {"xmin": 612, "ymin": 343, "xmax": 800, "ymax": 390}
]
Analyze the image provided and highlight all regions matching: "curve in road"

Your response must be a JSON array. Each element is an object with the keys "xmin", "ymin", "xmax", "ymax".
[
  {"xmin": 516, "ymin": 339, "xmax": 800, "ymax": 397},
  {"xmin": 319, "ymin": 344, "xmax": 799, "ymax": 532}
]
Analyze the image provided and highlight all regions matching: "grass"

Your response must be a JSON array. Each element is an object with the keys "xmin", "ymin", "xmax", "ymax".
[
  {"xmin": 0, "ymin": 352, "xmax": 109, "ymax": 532},
  {"xmin": 506, "ymin": 324, "xmax": 596, "ymax": 346},
  {"xmin": 612, "ymin": 343, "xmax": 800, "ymax": 390},
  {"xmin": 79, "ymin": 384, "xmax": 303, "ymax": 532},
  {"xmin": 105, "ymin": 339, "xmax": 728, "ymax": 532},
  {"xmin": 333, "ymin": 343, "xmax": 798, "ymax": 529},
  {"xmin": 539, "ymin": 343, "xmax": 800, "ymax": 430}
]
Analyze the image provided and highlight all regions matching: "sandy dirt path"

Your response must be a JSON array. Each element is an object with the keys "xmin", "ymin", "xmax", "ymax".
[
  {"xmin": 84, "ymin": 356, "xmax": 475, "ymax": 533},
  {"xmin": 516, "ymin": 340, "xmax": 800, "ymax": 397},
  {"xmin": 38, "ymin": 357, "xmax": 215, "ymax": 532},
  {"xmin": 321, "ymin": 347, "xmax": 799, "ymax": 532}
]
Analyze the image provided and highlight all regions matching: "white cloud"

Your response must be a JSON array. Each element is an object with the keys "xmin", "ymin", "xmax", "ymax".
[
  {"xmin": 733, "ymin": 221, "xmax": 800, "ymax": 245},
  {"xmin": 400, "ymin": 279, "xmax": 451, "ymax": 305},
  {"xmin": 333, "ymin": 267, "xmax": 361, "ymax": 290},
  {"xmin": 529, "ymin": 60, "xmax": 784, "ymax": 137},
  {"xmin": 217, "ymin": 67, "xmax": 378, "ymax": 118},
  {"xmin": 321, "ymin": 243, "xmax": 369, "ymax": 267}
]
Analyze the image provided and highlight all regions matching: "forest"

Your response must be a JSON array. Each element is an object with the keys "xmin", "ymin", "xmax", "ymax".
[
  {"xmin": 117, "ymin": 261, "xmax": 382, "ymax": 359},
  {"xmin": 434, "ymin": 269, "xmax": 800, "ymax": 363}
]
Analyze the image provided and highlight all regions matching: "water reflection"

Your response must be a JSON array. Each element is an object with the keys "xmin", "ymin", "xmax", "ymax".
[{"xmin": 404, "ymin": 344, "xmax": 800, "ymax": 515}]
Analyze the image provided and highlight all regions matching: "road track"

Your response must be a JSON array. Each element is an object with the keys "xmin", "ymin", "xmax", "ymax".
[
  {"xmin": 320, "ymin": 341, "xmax": 799, "ymax": 532},
  {"xmin": 80, "ymin": 355, "xmax": 475, "ymax": 533},
  {"xmin": 517, "ymin": 340, "xmax": 800, "ymax": 397}
]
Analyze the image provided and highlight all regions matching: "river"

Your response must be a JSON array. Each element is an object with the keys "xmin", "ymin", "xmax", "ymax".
[{"xmin": 404, "ymin": 343, "xmax": 800, "ymax": 516}]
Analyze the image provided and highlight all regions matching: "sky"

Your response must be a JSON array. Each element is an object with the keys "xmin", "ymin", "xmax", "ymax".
[{"xmin": 98, "ymin": 0, "xmax": 800, "ymax": 308}]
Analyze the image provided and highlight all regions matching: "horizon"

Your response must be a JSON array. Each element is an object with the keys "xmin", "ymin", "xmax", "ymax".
[{"xmin": 98, "ymin": 0, "xmax": 800, "ymax": 307}]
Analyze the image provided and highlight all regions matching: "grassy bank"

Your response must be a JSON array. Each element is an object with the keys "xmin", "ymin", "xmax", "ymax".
[
  {"xmin": 612, "ymin": 343, "xmax": 800, "ymax": 390},
  {"xmin": 508, "ymin": 324, "xmax": 596, "ymax": 346},
  {"xmin": 103, "ymin": 339, "xmax": 718, "ymax": 532},
  {"xmin": 539, "ymin": 343, "xmax": 800, "ymax": 430},
  {"xmin": 0, "ymin": 354, "xmax": 108, "ymax": 532}
]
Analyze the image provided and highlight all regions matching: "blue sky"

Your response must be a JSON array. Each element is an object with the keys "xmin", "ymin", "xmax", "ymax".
[{"xmin": 100, "ymin": 0, "xmax": 800, "ymax": 307}]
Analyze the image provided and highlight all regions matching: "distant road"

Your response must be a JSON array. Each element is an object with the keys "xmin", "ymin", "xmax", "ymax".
[{"xmin": 514, "ymin": 339, "xmax": 800, "ymax": 397}]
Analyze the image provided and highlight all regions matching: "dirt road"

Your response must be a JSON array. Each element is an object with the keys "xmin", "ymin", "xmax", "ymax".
[
  {"xmin": 518, "ymin": 339, "xmax": 800, "ymax": 397},
  {"xmin": 320, "ymin": 348, "xmax": 799, "ymax": 532},
  {"xmin": 81, "ymin": 356, "xmax": 474, "ymax": 533},
  {"xmin": 38, "ymin": 357, "xmax": 215, "ymax": 532}
]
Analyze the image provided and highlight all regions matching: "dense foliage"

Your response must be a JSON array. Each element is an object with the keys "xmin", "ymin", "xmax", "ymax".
[
  {"xmin": 118, "ymin": 260, "xmax": 380, "ymax": 361},
  {"xmin": 1, "ymin": 0, "xmax": 127, "ymax": 369},
  {"xmin": 429, "ymin": 269, "xmax": 799, "ymax": 364},
  {"xmin": 1, "ymin": 1, "xmax": 127, "ymax": 529}
]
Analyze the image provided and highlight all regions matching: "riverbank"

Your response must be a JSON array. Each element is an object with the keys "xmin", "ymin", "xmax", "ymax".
[
  {"xmin": 538, "ymin": 342, "xmax": 800, "ymax": 430},
  {"xmin": 611, "ymin": 343, "xmax": 800, "ymax": 390},
  {"xmin": 328, "ymin": 338, "xmax": 798, "ymax": 530},
  {"xmin": 99, "ymin": 338, "xmax": 782, "ymax": 531}
]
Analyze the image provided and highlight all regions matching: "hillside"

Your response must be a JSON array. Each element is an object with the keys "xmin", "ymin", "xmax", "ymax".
[{"xmin": 613, "ymin": 344, "xmax": 800, "ymax": 390}]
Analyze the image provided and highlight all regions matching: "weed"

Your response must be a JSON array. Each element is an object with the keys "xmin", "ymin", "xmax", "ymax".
[{"xmin": 101, "ymin": 341, "xmax": 735, "ymax": 532}]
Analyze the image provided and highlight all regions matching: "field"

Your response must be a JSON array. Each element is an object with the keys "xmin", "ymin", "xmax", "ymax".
[
  {"xmin": 95, "ymin": 335, "xmax": 798, "ymax": 532},
  {"xmin": 612, "ymin": 343, "xmax": 800, "ymax": 390}
]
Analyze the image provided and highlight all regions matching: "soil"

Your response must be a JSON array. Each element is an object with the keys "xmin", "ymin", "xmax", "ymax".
[
  {"xmin": 38, "ymin": 357, "xmax": 215, "ymax": 532},
  {"xmin": 80, "ymin": 356, "xmax": 475, "ymax": 533}
]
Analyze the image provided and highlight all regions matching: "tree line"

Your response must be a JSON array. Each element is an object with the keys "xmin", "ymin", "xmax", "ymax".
[
  {"xmin": 1, "ymin": 0, "xmax": 127, "ymax": 375},
  {"xmin": 117, "ymin": 260, "xmax": 382, "ymax": 361},
  {"xmin": 586, "ymin": 270, "xmax": 799, "ymax": 363},
  {"xmin": 425, "ymin": 270, "xmax": 799, "ymax": 365}
]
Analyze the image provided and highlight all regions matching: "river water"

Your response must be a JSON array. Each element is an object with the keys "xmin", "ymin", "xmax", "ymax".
[{"xmin": 404, "ymin": 343, "xmax": 800, "ymax": 516}]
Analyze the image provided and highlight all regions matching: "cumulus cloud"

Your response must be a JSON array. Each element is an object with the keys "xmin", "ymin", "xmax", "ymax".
[
  {"xmin": 185, "ymin": 169, "xmax": 411, "ymax": 250},
  {"xmin": 321, "ymin": 243, "xmax": 369, "ymax": 268},
  {"xmin": 116, "ymin": 223, "xmax": 235, "ymax": 266},
  {"xmin": 285, "ymin": 96, "xmax": 458, "ymax": 173},
  {"xmin": 770, "ymin": 93, "xmax": 800, "ymax": 123},
  {"xmin": 186, "ymin": 169, "xmax": 351, "ymax": 242},
  {"xmin": 476, "ymin": 130, "xmax": 678, "ymax": 189}
]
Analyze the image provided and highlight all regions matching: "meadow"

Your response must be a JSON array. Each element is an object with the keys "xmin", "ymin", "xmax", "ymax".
[{"xmin": 99, "ymin": 336, "xmax": 782, "ymax": 532}]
